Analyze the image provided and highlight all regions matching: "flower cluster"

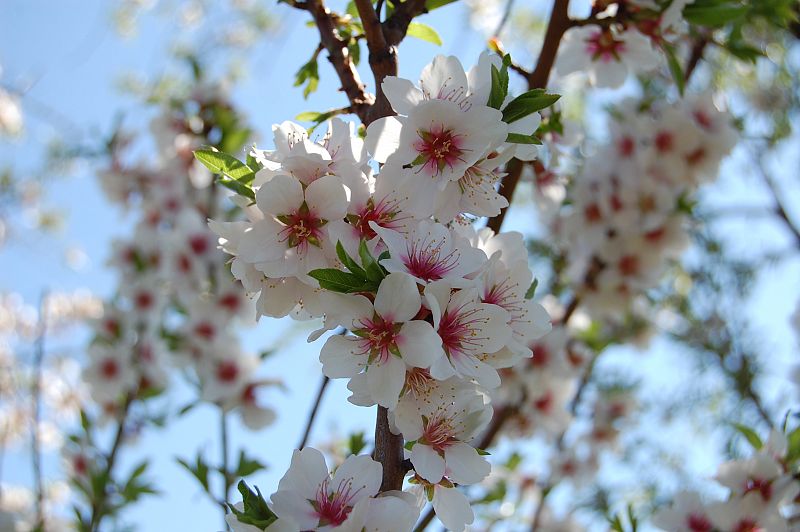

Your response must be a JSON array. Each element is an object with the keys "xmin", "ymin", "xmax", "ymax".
[
  {"xmin": 554, "ymin": 95, "xmax": 736, "ymax": 317},
  {"xmin": 653, "ymin": 429, "xmax": 800, "ymax": 531},
  {"xmin": 214, "ymin": 53, "xmax": 553, "ymax": 531},
  {"xmin": 81, "ymin": 85, "xmax": 275, "ymax": 429}
]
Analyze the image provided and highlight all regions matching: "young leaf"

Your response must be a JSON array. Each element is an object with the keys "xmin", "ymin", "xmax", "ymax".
[
  {"xmin": 406, "ymin": 22, "xmax": 443, "ymax": 46},
  {"xmin": 501, "ymin": 89, "xmax": 561, "ymax": 123},
  {"xmin": 308, "ymin": 268, "xmax": 369, "ymax": 293},
  {"xmin": 336, "ymin": 241, "xmax": 368, "ymax": 278},
  {"xmin": 194, "ymin": 149, "xmax": 256, "ymax": 183},
  {"xmin": 732, "ymin": 422, "xmax": 763, "ymax": 450},
  {"xmin": 683, "ymin": 3, "xmax": 747, "ymax": 27},
  {"xmin": 662, "ymin": 42, "xmax": 686, "ymax": 96},
  {"xmin": 235, "ymin": 450, "xmax": 266, "ymax": 477},
  {"xmin": 525, "ymin": 279, "xmax": 538, "ymax": 300},
  {"xmin": 487, "ymin": 64, "xmax": 509, "ymax": 110},
  {"xmin": 229, "ymin": 480, "xmax": 278, "ymax": 529},
  {"xmin": 506, "ymin": 132, "xmax": 542, "ymax": 145}
]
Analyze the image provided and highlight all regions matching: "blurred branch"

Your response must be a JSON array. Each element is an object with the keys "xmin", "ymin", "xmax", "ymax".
[
  {"xmin": 31, "ymin": 290, "xmax": 48, "ymax": 531},
  {"xmin": 753, "ymin": 150, "xmax": 800, "ymax": 249},
  {"xmin": 89, "ymin": 394, "xmax": 133, "ymax": 532},
  {"xmin": 298, "ymin": 375, "xmax": 330, "ymax": 449},
  {"xmin": 489, "ymin": 0, "xmax": 571, "ymax": 232}
]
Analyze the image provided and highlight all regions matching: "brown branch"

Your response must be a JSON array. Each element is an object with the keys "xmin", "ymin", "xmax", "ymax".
[
  {"xmin": 293, "ymin": 0, "xmax": 376, "ymax": 124},
  {"xmin": 298, "ymin": 375, "xmax": 330, "ymax": 449},
  {"xmin": 488, "ymin": 0, "xmax": 572, "ymax": 233},
  {"xmin": 372, "ymin": 406, "xmax": 405, "ymax": 491},
  {"xmin": 684, "ymin": 35, "xmax": 709, "ymax": 82}
]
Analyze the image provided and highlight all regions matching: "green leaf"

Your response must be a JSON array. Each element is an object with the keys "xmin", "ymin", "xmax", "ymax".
[
  {"xmin": 229, "ymin": 481, "xmax": 278, "ymax": 529},
  {"xmin": 662, "ymin": 42, "xmax": 686, "ymax": 96},
  {"xmin": 406, "ymin": 22, "xmax": 442, "ymax": 46},
  {"xmin": 336, "ymin": 241, "xmax": 368, "ymax": 278},
  {"xmin": 501, "ymin": 89, "xmax": 560, "ymax": 123},
  {"xmin": 176, "ymin": 455, "xmax": 210, "ymax": 492},
  {"xmin": 219, "ymin": 177, "xmax": 256, "ymax": 201},
  {"xmin": 358, "ymin": 240, "xmax": 386, "ymax": 283},
  {"xmin": 425, "ymin": 0, "xmax": 458, "ymax": 9},
  {"xmin": 487, "ymin": 63, "xmax": 509, "ymax": 110},
  {"xmin": 506, "ymin": 132, "xmax": 542, "ymax": 145},
  {"xmin": 294, "ymin": 57, "xmax": 320, "ymax": 99},
  {"xmin": 785, "ymin": 426, "xmax": 800, "ymax": 463},
  {"xmin": 348, "ymin": 431, "xmax": 367, "ymax": 455},
  {"xmin": 235, "ymin": 450, "xmax": 266, "ymax": 477},
  {"xmin": 308, "ymin": 268, "xmax": 376, "ymax": 293},
  {"xmin": 732, "ymin": 423, "xmax": 763, "ymax": 450},
  {"xmin": 683, "ymin": 3, "xmax": 747, "ymax": 27},
  {"xmin": 525, "ymin": 279, "xmax": 538, "ymax": 300},
  {"xmin": 194, "ymin": 149, "xmax": 257, "ymax": 184}
]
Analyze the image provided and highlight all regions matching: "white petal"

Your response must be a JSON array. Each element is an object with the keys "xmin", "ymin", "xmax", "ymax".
[
  {"xmin": 256, "ymin": 173, "xmax": 303, "ymax": 215},
  {"xmin": 444, "ymin": 442, "xmax": 491, "ymax": 485},
  {"xmin": 320, "ymin": 335, "xmax": 364, "ymax": 378},
  {"xmin": 366, "ymin": 116, "xmax": 404, "ymax": 163},
  {"xmin": 367, "ymin": 356, "xmax": 406, "ymax": 409},
  {"xmin": 397, "ymin": 321, "xmax": 443, "ymax": 368},
  {"xmin": 432, "ymin": 486, "xmax": 473, "ymax": 532},
  {"xmin": 374, "ymin": 272, "xmax": 422, "ymax": 322},
  {"xmin": 275, "ymin": 447, "xmax": 328, "ymax": 497},
  {"xmin": 331, "ymin": 454, "xmax": 383, "ymax": 502},
  {"xmin": 410, "ymin": 444, "xmax": 446, "ymax": 483},
  {"xmin": 305, "ymin": 174, "xmax": 349, "ymax": 221},
  {"xmin": 382, "ymin": 76, "xmax": 424, "ymax": 115}
]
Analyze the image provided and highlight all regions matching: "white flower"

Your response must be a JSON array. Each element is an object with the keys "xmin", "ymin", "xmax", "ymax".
[
  {"xmin": 366, "ymin": 98, "xmax": 506, "ymax": 191},
  {"xmin": 651, "ymin": 491, "xmax": 714, "ymax": 532},
  {"xmin": 270, "ymin": 448, "xmax": 382, "ymax": 531},
  {"xmin": 556, "ymin": 26, "xmax": 660, "ymax": 88},
  {"xmin": 319, "ymin": 272, "xmax": 444, "ymax": 409},
  {"xmin": 425, "ymin": 283, "xmax": 512, "ymax": 388},
  {"xmin": 373, "ymin": 220, "xmax": 487, "ymax": 287},
  {"xmin": 394, "ymin": 377, "xmax": 492, "ymax": 485},
  {"xmin": 238, "ymin": 174, "xmax": 348, "ymax": 282}
]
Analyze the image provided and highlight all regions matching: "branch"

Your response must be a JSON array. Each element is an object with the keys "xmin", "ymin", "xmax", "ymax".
[
  {"xmin": 89, "ymin": 394, "xmax": 133, "ymax": 532},
  {"xmin": 372, "ymin": 406, "xmax": 405, "ymax": 491},
  {"xmin": 293, "ymin": 0, "xmax": 376, "ymax": 124},
  {"xmin": 298, "ymin": 375, "xmax": 330, "ymax": 449},
  {"xmin": 753, "ymin": 151, "xmax": 800, "ymax": 249},
  {"xmin": 31, "ymin": 290, "xmax": 48, "ymax": 531},
  {"xmin": 488, "ymin": 0, "xmax": 571, "ymax": 233}
]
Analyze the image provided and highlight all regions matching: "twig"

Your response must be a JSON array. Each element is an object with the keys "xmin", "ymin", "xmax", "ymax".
[
  {"xmin": 753, "ymin": 150, "xmax": 800, "ymax": 249},
  {"xmin": 489, "ymin": 0, "xmax": 572, "ymax": 233},
  {"xmin": 31, "ymin": 290, "xmax": 48, "ymax": 531},
  {"xmin": 298, "ymin": 375, "xmax": 330, "ymax": 449},
  {"xmin": 89, "ymin": 394, "xmax": 133, "ymax": 532},
  {"xmin": 220, "ymin": 409, "xmax": 232, "ymax": 528},
  {"xmin": 493, "ymin": 0, "xmax": 516, "ymax": 38},
  {"xmin": 684, "ymin": 35, "xmax": 709, "ymax": 82}
]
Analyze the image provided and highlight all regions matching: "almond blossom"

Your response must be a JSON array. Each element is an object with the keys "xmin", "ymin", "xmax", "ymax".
[{"xmin": 319, "ymin": 272, "xmax": 444, "ymax": 409}]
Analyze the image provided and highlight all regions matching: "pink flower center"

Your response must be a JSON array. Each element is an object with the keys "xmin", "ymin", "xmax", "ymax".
[
  {"xmin": 412, "ymin": 125, "xmax": 466, "ymax": 176},
  {"xmin": 312, "ymin": 478, "xmax": 360, "ymax": 527},
  {"xmin": 534, "ymin": 391, "xmax": 553, "ymax": 413},
  {"xmin": 686, "ymin": 513, "xmax": 713, "ymax": 532},
  {"xmin": 618, "ymin": 136, "xmax": 636, "ymax": 157},
  {"xmin": 101, "ymin": 359, "xmax": 119, "ymax": 379},
  {"xmin": 421, "ymin": 414, "xmax": 456, "ymax": 452},
  {"xmin": 194, "ymin": 321, "xmax": 216, "ymax": 340},
  {"xmin": 402, "ymin": 234, "xmax": 459, "ymax": 282},
  {"xmin": 216, "ymin": 360, "xmax": 239, "ymax": 383},
  {"xmin": 438, "ymin": 303, "xmax": 490, "ymax": 359},
  {"xmin": 354, "ymin": 315, "xmax": 401, "ymax": 364},
  {"xmin": 277, "ymin": 203, "xmax": 326, "ymax": 251},
  {"xmin": 585, "ymin": 30, "xmax": 626, "ymax": 62},
  {"xmin": 531, "ymin": 343, "xmax": 550, "ymax": 368},
  {"xmin": 744, "ymin": 477, "xmax": 773, "ymax": 501},
  {"xmin": 350, "ymin": 197, "xmax": 400, "ymax": 240},
  {"xmin": 218, "ymin": 293, "xmax": 241, "ymax": 312},
  {"xmin": 733, "ymin": 519, "xmax": 760, "ymax": 532},
  {"xmin": 654, "ymin": 131, "xmax": 675, "ymax": 153},
  {"xmin": 189, "ymin": 234, "xmax": 210, "ymax": 255}
]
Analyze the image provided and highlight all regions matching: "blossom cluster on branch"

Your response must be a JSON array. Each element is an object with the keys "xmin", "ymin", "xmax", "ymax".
[{"xmin": 213, "ymin": 53, "xmax": 556, "ymax": 532}]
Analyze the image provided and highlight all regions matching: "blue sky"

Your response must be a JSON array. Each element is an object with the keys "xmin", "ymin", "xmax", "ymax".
[{"xmin": 1, "ymin": 1, "xmax": 798, "ymax": 531}]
